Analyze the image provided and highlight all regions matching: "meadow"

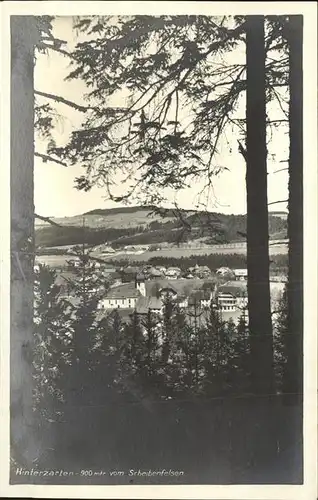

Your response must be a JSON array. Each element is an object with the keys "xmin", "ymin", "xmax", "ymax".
[{"xmin": 36, "ymin": 241, "xmax": 288, "ymax": 269}]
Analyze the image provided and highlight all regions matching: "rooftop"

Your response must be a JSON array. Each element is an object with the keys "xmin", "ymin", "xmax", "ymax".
[
  {"xmin": 121, "ymin": 266, "xmax": 140, "ymax": 274},
  {"xmin": 105, "ymin": 282, "xmax": 141, "ymax": 299},
  {"xmin": 218, "ymin": 280, "xmax": 247, "ymax": 298},
  {"xmin": 146, "ymin": 278, "xmax": 216, "ymax": 298},
  {"xmin": 96, "ymin": 307, "xmax": 134, "ymax": 323},
  {"xmin": 158, "ymin": 283, "xmax": 178, "ymax": 294},
  {"xmin": 148, "ymin": 268, "xmax": 163, "ymax": 277},
  {"xmin": 136, "ymin": 272, "xmax": 146, "ymax": 282},
  {"xmin": 188, "ymin": 289, "xmax": 211, "ymax": 304},
  {"xmin": 135, "ymin": 296, "xmax": 163, "ymax": 314},
  {"xmin": 234, "ymin": 268, "xmax": 248, "ymax": 274}
]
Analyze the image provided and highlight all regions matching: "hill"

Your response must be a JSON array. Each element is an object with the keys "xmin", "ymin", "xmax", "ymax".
[{"xmin": 35, "ymin": 206, "xmax": 287, "ymax": 249}]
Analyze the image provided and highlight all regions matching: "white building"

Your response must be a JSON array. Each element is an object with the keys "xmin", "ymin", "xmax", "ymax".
[
  {"xmin": 98, "ymin": 275, "xmax": 146, "ymax": 310},
  {"xmin": 217, "ymin": 281, "xmax": 248, "ymax": 312},
  {"xmin": 177, "ymin": 296, "xmax": 189, "ymax": 308},
  {"xmin": 234, "ymin": 269, "xmax": 248, "ymax": 281}
]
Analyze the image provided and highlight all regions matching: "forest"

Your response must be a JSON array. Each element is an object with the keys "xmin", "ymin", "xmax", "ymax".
[
  {"xmin": 10, "ymin": 13, "xmax": 304, "ymax": 484},
  {"xmin": 104, "ymin": 253, "xmax": 288, "ymax": 273},
  {"xmin": 28, "ymin": 257, "xmax": 293, "ymax": 484},
  {"xmin": 35, "ymin": 208, "xmax": 287, "ymax": 248}
]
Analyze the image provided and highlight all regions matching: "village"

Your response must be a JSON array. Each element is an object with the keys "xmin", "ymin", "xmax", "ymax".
[{"xmin": 48, "ymin": 259, "xmax": 285, "ymax": 326}]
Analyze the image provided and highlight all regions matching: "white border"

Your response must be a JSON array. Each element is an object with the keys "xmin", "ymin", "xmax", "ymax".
[{"xmin": 0, "ymin": 2, "xmax": 317, "ymax": 499}]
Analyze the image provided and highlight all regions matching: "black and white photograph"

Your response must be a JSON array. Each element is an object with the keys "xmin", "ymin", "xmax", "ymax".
[{"xmin": 1, "ymin": 1, "xmax": 317, "ymax": 498}]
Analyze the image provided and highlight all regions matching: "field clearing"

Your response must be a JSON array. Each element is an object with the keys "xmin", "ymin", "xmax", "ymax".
[
  {"xmin": 36, "ymin": 241, "xmax": 287, "ymax": 268},
  {"xmin": 96, "ymin": 241, "xmax": 287, "ymax": 262}
]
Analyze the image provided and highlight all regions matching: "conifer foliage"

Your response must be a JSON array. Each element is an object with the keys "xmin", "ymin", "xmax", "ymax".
[
  {"xmin": 61, "ymin": 246, "xmax": 110, "ymax": 405},
  {"xmin": 33, "ymin": 264, "xmax": 73, "ymax": 421}
]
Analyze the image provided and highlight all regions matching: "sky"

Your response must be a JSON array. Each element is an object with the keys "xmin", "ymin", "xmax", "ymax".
[{"xmin": 34, "ymin": 16, "xmax": 289, "ymax": 218}]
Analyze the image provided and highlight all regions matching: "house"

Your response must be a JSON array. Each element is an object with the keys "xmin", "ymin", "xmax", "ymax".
[
  {"xmin": 216, "ymin": 267, "xmax": 234, "ymax": 277},
  {"xmin": 120, "ymin": 266, "xmax": 141, "ymax": 283},
  {"xmin": 98, "ymin": 273, "xmax": 147, "ymax": 310},
  {"xmin": 165, "ymin": 267, "xmax": 181, "ymax": 279},
  {"xmin": 197, "ymin": 266, "xmax": 211, "ymax": 279},
  {"xmin": 135, "ymin": 296, "xmax": 164, "ymax": 315},
  {"xmin": 147, "ymin": 267, "xmax": 164, "ymax": 279},
  {"xmin": 123, "ymin": 245, "xmax": 149, "ymax": 254},
  {"xmin": 96, "ymin": 307, "xmax": 134, "ymax": 325},
  {"xmin": 101, "ymin": 246, "xmax": 115, "ymax": 254},
  {"xmin": 201, "ymin": 281, "xmax": 217, "ymax": 295},
  {"xmin": 68, "ymin": 258, "xmax": 81, "ymax": 269},
  {"xmin": 183, "ymin": 272, "xmax": 194, "ymax": 279},
  {"xmin": 176, "ymin": 295, "xmax": 188, "ymax": 308},
  {"xmin": 189, "ymin": 264, "xmax": 211, "ymax": 278},
  {"xmin": 234, "ymin": 268, "xmax": 248, "ymax": 281},
  {"xmin": 141, "ymin": 264, "xmax": 152, "ymax": 274},
  {"xmin": 102, "ymin": 265, "xmax": 118, "ymax": 275},
  {"xmin": 108, "ymin": 271, "xmax": 122, "ymax": 287},
  {"xmin": 188, "ymin": 289, "xmax": 212, "ymax": 309},
  {"xmin": 135, "ymin": 273, "xmax": 146, "ymax": 296},
  {"xmin": 158, "ymin": 283, "xmax": 178, "ymax": 300},
  {"xmin": 217, "ymin": 281, "xmax": 248, "ymax": 312},
  {"xmin": 98, "ymin": 282, "xmax": 141, "ymax": 310}
]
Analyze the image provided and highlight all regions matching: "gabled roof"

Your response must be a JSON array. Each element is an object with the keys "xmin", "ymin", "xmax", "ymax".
[
  {"xmin": 216, "ymin": 267, "xmax": 232, "ymax": 273},
  {"xmin": 159, "ymin": 283, "xmax": 178, "ymax": 294},
  {"xmin": 201, "ymin": 281, "xmax": 216, "ymax": 291},
  {"xmin": 136, "ymin": 272, "xmax": 146, "ymax": 282},
  {"xmin": 217, "ymin": 280, "xmax": 247, "ymax": 298},
  {"xmin": 105, "ymin": 282, "xmax": 141, "ymax": 299},
  {"xmin": 189, "ymin": 265, "xmax": 210, "ymax": 271},
  {"xmin": 121, "ymin": 266, "xmax": 140, "ymax": 274},
  {"xmin": 234, "ymin": 268, "xmax": 248, "ymax": 275},
  {"xmin": 188, "ymin": 289, "xmax": 211, "ymax": 304},
  {"xmin": 103, "ymin": 266, "xmax": 117, "ymax": 273},
  {"xmin": 148, "ymin": 268, "xmax": 163, "ymax": 277},
  {"xmin": 135, "ymin": 296, "xmax": 163, "ymax": 314},
  {"xmin": 109, "ymin": 271, "xmax": 122, "ymax": 280},
  {"xmin": 96, "ymin": 307, "xmax": 135, "ymax": 323}
]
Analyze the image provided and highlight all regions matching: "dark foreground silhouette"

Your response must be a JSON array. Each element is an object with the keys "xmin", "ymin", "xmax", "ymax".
[{"xmin": 11, "ymin": 391, "xmax": 303, "ymax": 485}]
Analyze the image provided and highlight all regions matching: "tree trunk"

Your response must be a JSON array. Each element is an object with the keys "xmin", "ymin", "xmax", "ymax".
[
  {"xmin": 246, "ymin": 16, "xmax": 274, "ymax": 395},
  {"xmin": 11, "ymin": 16, "xmax": 40, "ymax": 469},
  {"xmin": 284, "ymin": 16, "xmax": 303, "ymax": 400}
]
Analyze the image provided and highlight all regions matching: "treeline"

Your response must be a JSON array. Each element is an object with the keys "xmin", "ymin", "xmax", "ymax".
[
  {"xmin": 106, "ymin": 253, "xmax": 288, "ymax": 273},
  {"xmin": 106, "ymin": 306, "xmax": 286, "ymax": 400},
  {"xmin": 112, "ymin": 227, "xmax": 188, "ymax": 247},
  {"xmin": 35, "ymin": 210, "xmax": 287, "ymax": 249}
]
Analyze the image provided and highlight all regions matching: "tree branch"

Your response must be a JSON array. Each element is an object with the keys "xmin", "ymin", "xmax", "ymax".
[
  {"xmin": 272, "ymin": 168, "xmax": 288, "ymax": 174},
  {"xmin": 34, "ymin": 214, "xmax": 63, "ymax": 228},
  {"xmin": 268, "ymin": 200, "xmax": 288, "ymax": 205},
  {"xmin": 34, "ymin": 90, "xmax": 89, "ymax": 113},
  {"xmin": 35, "ymin": 152, "xmax": 67, "ymax": 166},
  {"xmin": 237, "ymin": 140, "xmax": 247, "ymax": 162},
  {"xmin": 40, "ymin": 42, "xmax": 72, "ymax": 58}
]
